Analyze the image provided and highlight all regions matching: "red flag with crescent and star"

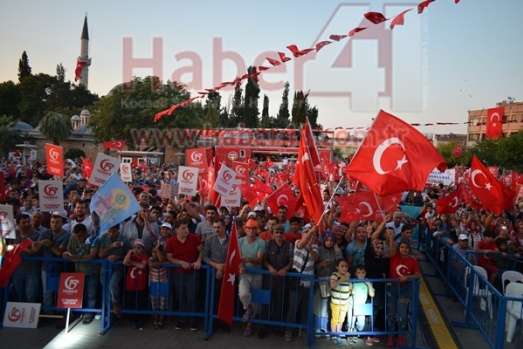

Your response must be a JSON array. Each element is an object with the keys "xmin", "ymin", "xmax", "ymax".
[
  {"xmin": 435, "ymin": 185, "xmax": 463, "ymax": 215},
  {"xmin": 486, "ymin": 107, "xmax": 504, "ymax": 139},
  {"xmin": 345, "ymin": 110, "xmax": 446, "ymax": 196},
  {"xmin": 217, "ymin": 220, "xmax": 241, "ymax": 325},
  {"xmin": 266, "ymin": 184, "xmax": 297, "ymax": 220},
  {"xmin": 469, "ymin": 156, "xmax": 516, "ymax": 215},
  {"xmin": 103, "ymin": 140, "xmax": 126, "ymax": 151},
  {"xmin": 0, "ymin": 239, "xmax": 33, "ymax": 287}
]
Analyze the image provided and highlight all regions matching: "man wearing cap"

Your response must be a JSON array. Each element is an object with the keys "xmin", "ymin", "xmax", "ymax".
[
  {"xmin": 146, "ymin": 222, "xmax": 173, "ymax": 254},
  {"xmin": 32, "ymin": 213, "xmax": 71, "ymax": 308},
  {"xmin": 452, "ymin": 233, "xmax": 474, "ymax": 277},
  {"xmin": 258, "ymin": 223, "xmax": 293, "ymax": 338},
  {"xmin": 98, "ymin": 224, "xmax": 131, "ymax": 318},
  {"xmin": 238, "ymin": 218, "xmax": 266, "ymax": 337}
]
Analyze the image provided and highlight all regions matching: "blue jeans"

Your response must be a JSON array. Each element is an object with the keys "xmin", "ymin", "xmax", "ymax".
[
  {"xmin": 84, "ymin": 272, "xmax": 100, "ymax": 310},
  {"xmin": 101, "ymin": 268, "xmax": 123, "ymax": 305},
  {"xmin": 11, "ymin": 272, "xmax": 39, "ymax": 303},
  {"xmin": 386, "ymin": 283, "xmax": 410, "ymax": 331}
]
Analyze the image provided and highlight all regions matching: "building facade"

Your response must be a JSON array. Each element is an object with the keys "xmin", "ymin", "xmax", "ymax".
[{"xmin": 467, "ymin": 100, "xmax": 523, "ymax": 145}]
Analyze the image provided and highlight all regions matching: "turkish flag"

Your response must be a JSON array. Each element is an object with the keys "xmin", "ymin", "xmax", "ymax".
[
  {"xmin": 262, "ymin": 157, "xmax": 274, "ymax": 169},
  {"xmin": 418, "ymin": 0, "xmax": 434, "ymax": 14},
  {"xmin": 377, "ymin": 192, "xmax": 403, "ymax": 215},
  {"xmin": 345, "ymin": 110, "xmax": 446, "ymax": 196},
  {"xmin": 266, "ymin": 184, "xmax": 297, "ymax": 220},
  {"xmin": 486, "ymin": 107, "xmax": 504, "ymax": 139},
  {"xmin": 303, "ymin": 117, "xmax": 321, "ymax": 167},
  {"xmin": 337, "ymin": 191, "xmax": 382, "ymax": 222},
  {"xmin": 435, "ymin": 185, "xmax": 463, "ymax": 215},
  {"xmin": 461, "ymin": 172, "xmax": 483, "ymax": 210},
  {"xmin": 0, "ymin": 239, "xmax": 33, "ymax": 287},
  {"xmin": 74, "ymin": 60, "xmax": 86, "ymax": 82},
  {"xmin": 217, "ymin": 221, "xmax": 241, "ymax": 325},
  {"xmin": 452, "ymin": 144, "xmax": 463, "ymax": 158},
  {"xmin": 364, "ymin": 11, "xmax": 387, "ymax": 24},
  {"xmin": 390, "ymin": 9, "xmax": 411, "ymax": 30},
  {"xmin": 81, "ymin": 157, "xmax": 94, "ymax": 180},
  {"xmin": 293, "ymin": 130, "xmax": 326, "ymax": 226},
  {"xmin": 469, "ymin": 156, "xmax": 516, "ymax": 215},
  {"xmin": 103, "ymin": 140, "xmax": 125, "ymax": 151}
]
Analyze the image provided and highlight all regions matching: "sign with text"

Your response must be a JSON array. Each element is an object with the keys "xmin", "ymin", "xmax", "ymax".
[
  {"xmin": 3, "ymin": 302, "xmax": 41, "ymax": 328},
  {"xmin": 213, "ymin": 165, "xmax": 238, "ymax": 196},
  {"xmin": 186, "ymin": 148, "xmax": 208, "ymax": 175},
  {"xmin": 220, "ymin": 184, "xmax": 241, "ymax": 207},
  {"xmin": 89, "ymin": 153, "xmax": 120, "ymax": 187},
  {"xmin": 119, "ymin": 162, "xmax": 133, "ymax": 182},
  {"xmin": 38, "ymin": 180, "xmax": 64, "ymax": 212},
  {"xmin": 0, "ymin": 204, "xmax": 16, "ymax": 239},
  {"xmin": 45, "ymin": 144, "xmax": 64, "ymax": 177},
  {"xmin": 232, "ymin": 161, "xmax": 249, "ymax": 186},
  {"xmin": 427, "ymin": 168, "xmax": 456, "ymax": 186},
  {"xmin": 57, "ymin": 273, "xmax": 85, "ymax": 308},
  {"xmin": 177, "ymin": 166, "xmax": 199, "ymax": 196}
]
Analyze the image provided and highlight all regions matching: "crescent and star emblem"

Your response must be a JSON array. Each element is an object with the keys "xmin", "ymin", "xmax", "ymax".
[
  {"xmin": 471, "ymin": 169, "xmax": 492, "ymax": 190},
  {"xmin": 356, "ymin": 201, "xmax": 374, "ymax": 218},
  {"xmin": 372, "ymin": 137, "xmax": 408, "ymax": 175},
  {"xmin": 449, "ymin": 196, "xmax": 459, "ymax": 208}
]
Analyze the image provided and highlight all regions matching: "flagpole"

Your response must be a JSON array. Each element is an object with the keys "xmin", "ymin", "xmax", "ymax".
[
  {"xmin": 373, "ymin": 192, "xmax": 386, "ymax": 220},
  {"xmin": 316, "ymin": 179, "xmax": 344, "ymax": 230}
]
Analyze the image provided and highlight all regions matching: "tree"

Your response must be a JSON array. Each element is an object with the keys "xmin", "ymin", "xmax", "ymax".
[
  {"xmin": 260, "ymin": 95, "xmax": 270, "ymax": 127},
  {"xmin": 496, "ymin": 131, "xmax": 523, "ymax": 172},
  {"xmin": 291, "ymin": 90, "xmax": 308, "ymax": 127},
  {"xmin": 276, "ymin": 82, "xmax": 290, "ymax": 126},
  {"xmin": 39, "ymin": 111, "xmax": 72, "ymax": 145},
  {"xmin": 436, "ymin": 141, "xmax": 462, "ymax": 168},
  {"xmin": 0, "ymin": 81, "xmax": 21, "ymax": 118},
  {"xmin": 56, "ymin": 63, "xmax": 66, "ymax": 82},
  {"xmin": 18, "ymin": 73, "xmax": 55, "ymax": 126},
  {"xmin": 468, "ymin": 138, "xmax": 499, "ymax": 166},
  {"xmin": 243, "ymin": 66, "xmax": 260, "ymax": 128},
  {"xmin": 0, "ymin": 115, "xmax": 23, "ymax": 159},
  {"xmin": 18, "ymin": 51, "xmax": 32, "ymax": 82},
  {"xmin": 230, "ymin": 81, "xmax": 243, "ymax": 127}
]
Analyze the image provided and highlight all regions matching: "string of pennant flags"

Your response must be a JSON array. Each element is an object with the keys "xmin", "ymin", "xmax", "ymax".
[{"xmin": 154, "ymin": 0, "xmax": 461, "ymax": 123}]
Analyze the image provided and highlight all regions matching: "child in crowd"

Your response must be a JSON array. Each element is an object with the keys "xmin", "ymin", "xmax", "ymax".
[
  {"xmin": 124, "ymin": 239, "xmax": 149, "ymax": 330},
  {"xmin": 148, "ymin": 243, "xmax": 168, "ymax": 329},
  {"xmin": 347, "ymin": 265, "xmax": 376, "ymax": 346},
  {"xmin": 329, "ymin": 259, "xmax": 352, "ymax": 346}
]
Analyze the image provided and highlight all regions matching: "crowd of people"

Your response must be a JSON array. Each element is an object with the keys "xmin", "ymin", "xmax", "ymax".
[{"xmin": 1, "ymin": 157, "xmax": 522, "ymax": 347}]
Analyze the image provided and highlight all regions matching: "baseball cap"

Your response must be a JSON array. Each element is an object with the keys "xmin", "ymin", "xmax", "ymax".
[
  {"xmin": 247, "ymin": 211, "xmax": 257, "ymax": 219},
  {"xmin": 274, "ymin": 224, "xmax": 285, "ymax": 232},
  {"xmin": 458, "ymin": 234, "xmax": 468, "ymax": 241},
  {"xmin": 244, "ymin": 219, "xmax": 258, "ymax": 228},
  {"xmin": 52, "ymin": 209, "xmax": 68, "ymax": 219},
  {"xmin": 161, "ymin": 222, "xmax": 172, "ymax": 230},
  {"xmin": 254, "ymin": 205, "xmax": 262, "ymax": 211},
  {"xmin": 133, "ymin": 239, "xmax": 145, "ymax": 247}
]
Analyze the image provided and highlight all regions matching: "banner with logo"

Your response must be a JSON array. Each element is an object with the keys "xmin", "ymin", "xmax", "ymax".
[
  {"xmin": 178, "ymin": 166, "xmax": 199, "ymax": 196},
  {"xmin": 37, "ymin": 180, "xmax": 64, "ymax": 212},
  {"xmin": 89, "ymin": 153, "xmax": 120, "ymax": 187},
  {"xmin": 214, "ymin": 165, "xmax": 238, "ymax": 196},
  {"xmin": 90, "ymin": 174, "xmax": 141, "ymax": 233},
  {"xmin": 45, "ymin": 143, "xmax": 64, "ymax": 177},
  {"xmin": 0, "ymin": 204, "xmax": 16, "ymax": 239},
  {"xmin": 3, "ymin": 302, "xmax": 41, "ymax": 328},
  {"xmin": 232, "ymin": 161, "xmax": 250, "ymax": 186},
  {"xmin": 186, "ymin": 148, "xmax": 208, "ymax": 175},
  {"xmin": 119, "ymin": 163, "xmax": 133, "ymax": 182},
  {"xmin": 221, "ymin": 184, "xmax": 242, "ymax": 207},
  {"xmin": 57, "ymin": 273, "xmax": 85, "ymax": 308}
]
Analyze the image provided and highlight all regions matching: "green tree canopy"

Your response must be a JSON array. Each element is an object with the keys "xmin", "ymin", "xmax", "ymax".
[
  {"xmin": 276, "ymin": 81, "xmax": 290, "ymax": 126},
  {"xmin": 39, "ymin": 111, "xmax": 72, "ymax": 145},
  {"xmin": 18, "ymin": 51, "xmax": 32, "ymax": 82},
  {"xmin": 496, "ymin": 130, "xmax": 523, "ymax": 172},
  {"xmin": 0, "ymin": 115, "xmax": 23, "ymax": 158}
]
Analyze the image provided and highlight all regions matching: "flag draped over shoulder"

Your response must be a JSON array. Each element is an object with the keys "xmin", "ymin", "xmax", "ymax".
[
  {"xmin": 469, "ymin": 156, "xmax": 516, "ymax": 215},
  {"xmin": 346, "ymin": 110, "xmax": 446, "ymax": 196},
  {"xmin": 89, "ymin": 174, "xmax": 140, "ymax": 234},
  {"xmin": 0, "ymin": 239, "xmax": 33, "ymax": 287},
  {"xmin": 293, "ymin": 129, "xmax": 324, "ymax": 226},
  {"xmin": 218, "ymin": 221, "xmax": 241, "ymax": 325}
]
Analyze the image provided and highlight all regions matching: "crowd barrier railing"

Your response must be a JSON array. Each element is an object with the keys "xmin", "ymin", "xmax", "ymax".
[{"xmin": 1, "ymin": 256, "xmax": 421, "ymax": 348}]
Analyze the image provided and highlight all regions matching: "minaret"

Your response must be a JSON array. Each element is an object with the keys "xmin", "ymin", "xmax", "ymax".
[{"xmin": 77, "ymin": 15, "xmax": 92, "ymax": 88}]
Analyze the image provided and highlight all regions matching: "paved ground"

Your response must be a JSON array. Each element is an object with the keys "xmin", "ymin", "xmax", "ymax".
[{"xmin": 0, "ymin": 260, "xmax": 499, "ymax": 349}]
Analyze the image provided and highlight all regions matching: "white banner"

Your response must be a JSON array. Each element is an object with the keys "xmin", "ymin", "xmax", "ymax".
[
  {"xmin": 426, "ymin": 169, "xmax": 456, "ymax": 186},
  {"xmin": 119, "ymin": 163, "xmax": 133, "ymax": 183},
  {"xmin": 221, "ymin": 184, "xmax": 242, "ymax": 207},
  {"xmin": 89, "ymin": 153, "xmax": 120, "ymax": 187},
  {"xmin": 38, "ymin": 180, "xmax": 64, "ymax": 213},
  {"xmin": 0, "ymin": 204, "xmax": 16, "ymax": 239},
  {"xmin": 213, "ymin": 165, "xmax": 238, "ymax": 196},
  {"xmin": 3, "ymin": 302, "xmax": 41, "ymax": 328},
  {"xmin": 177, "ymin": 166, "xmax": 199, "ymax": 196}
]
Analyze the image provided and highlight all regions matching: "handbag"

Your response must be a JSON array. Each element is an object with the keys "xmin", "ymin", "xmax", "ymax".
[{"xmin": 286, "ymin": 250, "xmax": 309, "ymax": 291}]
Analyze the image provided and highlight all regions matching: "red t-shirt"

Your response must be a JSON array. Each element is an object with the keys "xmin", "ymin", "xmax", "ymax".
[
  {"xmin": 284, "ymin": 232, "xmax": 302, "ymax": 244},
  {"xmin": 475, "ymin": 240, "xmax": 497, "ymax": 266},
  {"xmin": 166, "ymin": 233, "xmax": 202, "ymax": 274},
  {"xmin": 125, "ymin": 253, "xmax": 148, "ymax": 291},
  {"xmin": 389, "ymin": 253, "xmax": 420, "ymax": 283}
]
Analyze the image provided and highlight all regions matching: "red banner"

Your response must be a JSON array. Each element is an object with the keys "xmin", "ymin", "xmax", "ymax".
[
  {"xmin": 186, "ymin": 148, "xmax": 208, "ymax": 176},
  {"xmin": 486, "ymin": 107, "xmax": 504, "ymax": 139},
  {"xmin": 45, "ymin": 144, "xmax": 64, "ymax": 177},
  {"xmin": 57, "ymin": 273, "xmax": 85, "ymax": 308}
]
